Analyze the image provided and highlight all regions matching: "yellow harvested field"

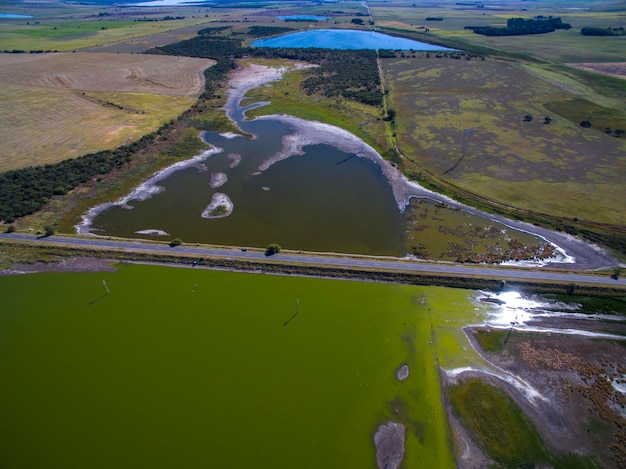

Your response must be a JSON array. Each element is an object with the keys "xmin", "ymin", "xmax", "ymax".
[{"xmin": 0, "ymin": 52, "xmax": 214, "ymax": 172}]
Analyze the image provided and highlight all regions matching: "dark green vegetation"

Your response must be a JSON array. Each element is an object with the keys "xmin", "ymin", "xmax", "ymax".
[
  {"xmin": 446, "ymin": 378, "xmax": 599, "ymax": 468},
  {"xmin": 581, "ymin": 27, "xmax": 625, "ymax": 37},
  {"xmin": 473, "ymin": 327, "xmax": 508, "ymax": 353},
  {"xmin": 467, "ymin": 16, "xmax": 571, "ymax": 37},
  {"xmin": 0, "ymin": 142, "xmax": 135, "ymax": 223},
  {"xmin": 541, "ymin": 294, "xmax": 626, "ymax": 316},
  {"xmin": 265, "ymin": 243, "xmax": 281, "ymax": 256},
  {"xmin": 169, "ymin": 237, "xmax": 182, "ymax": 247}
]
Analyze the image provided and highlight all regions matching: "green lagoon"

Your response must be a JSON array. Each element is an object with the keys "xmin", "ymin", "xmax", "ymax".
[{"xmin": 0, "ymin": 264, "xmax": 490, "ymax": 468}]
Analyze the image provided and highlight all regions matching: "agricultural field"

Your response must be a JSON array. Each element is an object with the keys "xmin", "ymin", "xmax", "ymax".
[
  {"xmin": 0, "ymin": 52, "xmax": 213, "ymax": 172},
  {"xmin": 0, "ymin": 16, "xmax": 213, "ymax": 52},
  {"xmin": 383, "ymin": 54, "xmax": 626, "ymax": 226}
]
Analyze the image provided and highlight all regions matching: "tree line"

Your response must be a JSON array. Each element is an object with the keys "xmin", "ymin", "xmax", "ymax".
[
  {"xmin": 581, "ymin": 27, "xmax": 625, "ymax": 36},
  {"xmin": 466, "ymin": 16, "xmax": 571, "ymax": 36},
  {"xmin": 0, "ymin": 140, "xmax": 146, "ymax": 223}
]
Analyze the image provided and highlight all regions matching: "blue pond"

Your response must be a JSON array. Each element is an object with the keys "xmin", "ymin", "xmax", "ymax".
[
  {"xmin": 0, "ymin": 13, "xmax": 33, "ymax": 18},
  {"xmin": 252, "ymin": 29, "xmax": 453, "ymax": 51},
  {"xmin": 277, "ymin": 15, "xmax": 331, "ymax": 21}
]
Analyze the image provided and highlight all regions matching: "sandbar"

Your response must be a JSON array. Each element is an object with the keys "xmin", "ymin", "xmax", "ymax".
[
  {"xmin": 209, "ymin": 172, "xmax": 227, "ymax": 189},
  {"xmin": 396, "ymin": 365, "xmax": 409, "ymax": 381},
  {"xmin": 227, "ymin": 153, "xmax": 242, "ymax": 168},
  {"xmin": 201, "ymin": 193, "xmax": 233, "ymax": 219},
  {"xmin": 135, "ymin": 229, "xmax": 169, "ymax": 236},
  {"xmin": 374, "ymin": 421, "xmax": 405, "ymax": 469}
]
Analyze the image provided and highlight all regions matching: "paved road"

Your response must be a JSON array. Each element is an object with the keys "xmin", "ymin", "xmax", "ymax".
[{"xmin": 2, "ymin": 233, "xmax": 624, "ymax": 288}]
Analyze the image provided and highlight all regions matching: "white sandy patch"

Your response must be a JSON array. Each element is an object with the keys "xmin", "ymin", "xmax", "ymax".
[
  {"xmin": 220, "ymin": 132, "xmax": 242, "ymax": 139},
  {"xmin": 444, "ymin": 366, "xmax": 548, "ymax": 405},
  {"xmin": 209, "ymin": 172, "xmax": 227, "ymax": 189},
  {"xmin": 135, "ymin": 229, "xmax": 169, "ymax": 236},
  {"xmin": 396, "ymin": 365, "xmax": 409, "ymax": 381},
  {"xmin": 374, "ymin": 421, "xmax": 405, "ymax": 469},
  {"xmin": 201, "ymin": 193, "xmax": 233, "ymax": 219},
  {"xmin": 227, "ymin": 153, "xmax": 241, "ymax": 168}
]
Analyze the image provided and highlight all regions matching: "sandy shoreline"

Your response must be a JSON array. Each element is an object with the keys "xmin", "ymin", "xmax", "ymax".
[{"xmin": 75, "ymin": 141, "xmax": 223, "ymax": 235}]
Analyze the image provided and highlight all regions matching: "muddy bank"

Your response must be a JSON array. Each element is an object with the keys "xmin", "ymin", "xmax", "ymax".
[
  {"xmin": 444, "ymin": 322, "xmax": 626, "ymax": 468},
  {"xmin": 0, "ymin": 257, "xmax": 117, "ymax": 276}
]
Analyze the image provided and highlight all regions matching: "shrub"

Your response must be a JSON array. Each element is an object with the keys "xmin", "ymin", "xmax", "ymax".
[{"xmin": 265, "ymin": 243, "xmax": 281, "ymax": 256}]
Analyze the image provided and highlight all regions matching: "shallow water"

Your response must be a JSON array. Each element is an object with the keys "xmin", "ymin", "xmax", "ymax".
[
  {"xmin": 0, "ymin": 13, "xmax": 32, "ymax": 18},
  {"xmin": 91, "ymin": 119, "xmax": 408, "ymax": 255}
]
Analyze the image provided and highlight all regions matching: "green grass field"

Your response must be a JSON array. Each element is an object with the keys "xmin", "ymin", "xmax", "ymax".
[
  {"xmin": 371, "ymin": 0, "xmax": 626, "ymax": 63},
  {"xmin": 384, "ymin": 55, "xmax": 626, "ymax": 225},
  {"xmin": 0, "ymin": 265, "xmax": 471, "ymax": 468},
  {"xmin": 446, "ymin": 378, "xmax": 598, "ymax": 468},
  {"xmin": 0, "ymin": 18, "xmax": 210, "ymax": 52}
]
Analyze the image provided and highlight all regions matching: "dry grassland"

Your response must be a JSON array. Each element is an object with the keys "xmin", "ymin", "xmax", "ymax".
[
  {"xmin": 0, "ymin": 52, "xmax": 213, "ymax": 172},
  {"xmin": 385, "ymin": 56, "xmax": 626, "ymax": 225}
]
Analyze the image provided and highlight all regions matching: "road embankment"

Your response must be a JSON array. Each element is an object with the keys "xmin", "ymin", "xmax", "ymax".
[{"xmin": 2, "ymin": 236, "xmax": 624, "ymax": 297}]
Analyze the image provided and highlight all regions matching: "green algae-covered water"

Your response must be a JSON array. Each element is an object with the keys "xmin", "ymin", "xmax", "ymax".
[{"xmin": 0, "ymin": 265, "xmax": 489, "ymax": 468}]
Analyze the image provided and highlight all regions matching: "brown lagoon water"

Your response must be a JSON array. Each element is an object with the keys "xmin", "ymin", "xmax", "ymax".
[{"xmin": 90, "ymin": 118, "xmax": 409, "ymax": 255}]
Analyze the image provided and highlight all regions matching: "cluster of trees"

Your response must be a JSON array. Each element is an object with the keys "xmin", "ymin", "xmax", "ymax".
[
  {"xmin": 2, "ymin": 49, "xmax": 57, "ymax": 53},
  {"xmin": 246, "ymin": 26, "xmax": 295, "ymax": 37},
  {"xmin": 297, "ymin": 50, "xmax": 382, "ymax": 106},
  {"xmin": 0, "ymin": 141, "xmax": 147, "ymax": 223},
  {"xmin": 467, "ymin": 16, "xmax": 571, "ymax": 36},
  {"xmin": 581, "ymin": 27, "xmax": 625, "ymax": 36},
  {"xmin": 134, "ymin": 16, "xmax": 185, "ymax": 22}
]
